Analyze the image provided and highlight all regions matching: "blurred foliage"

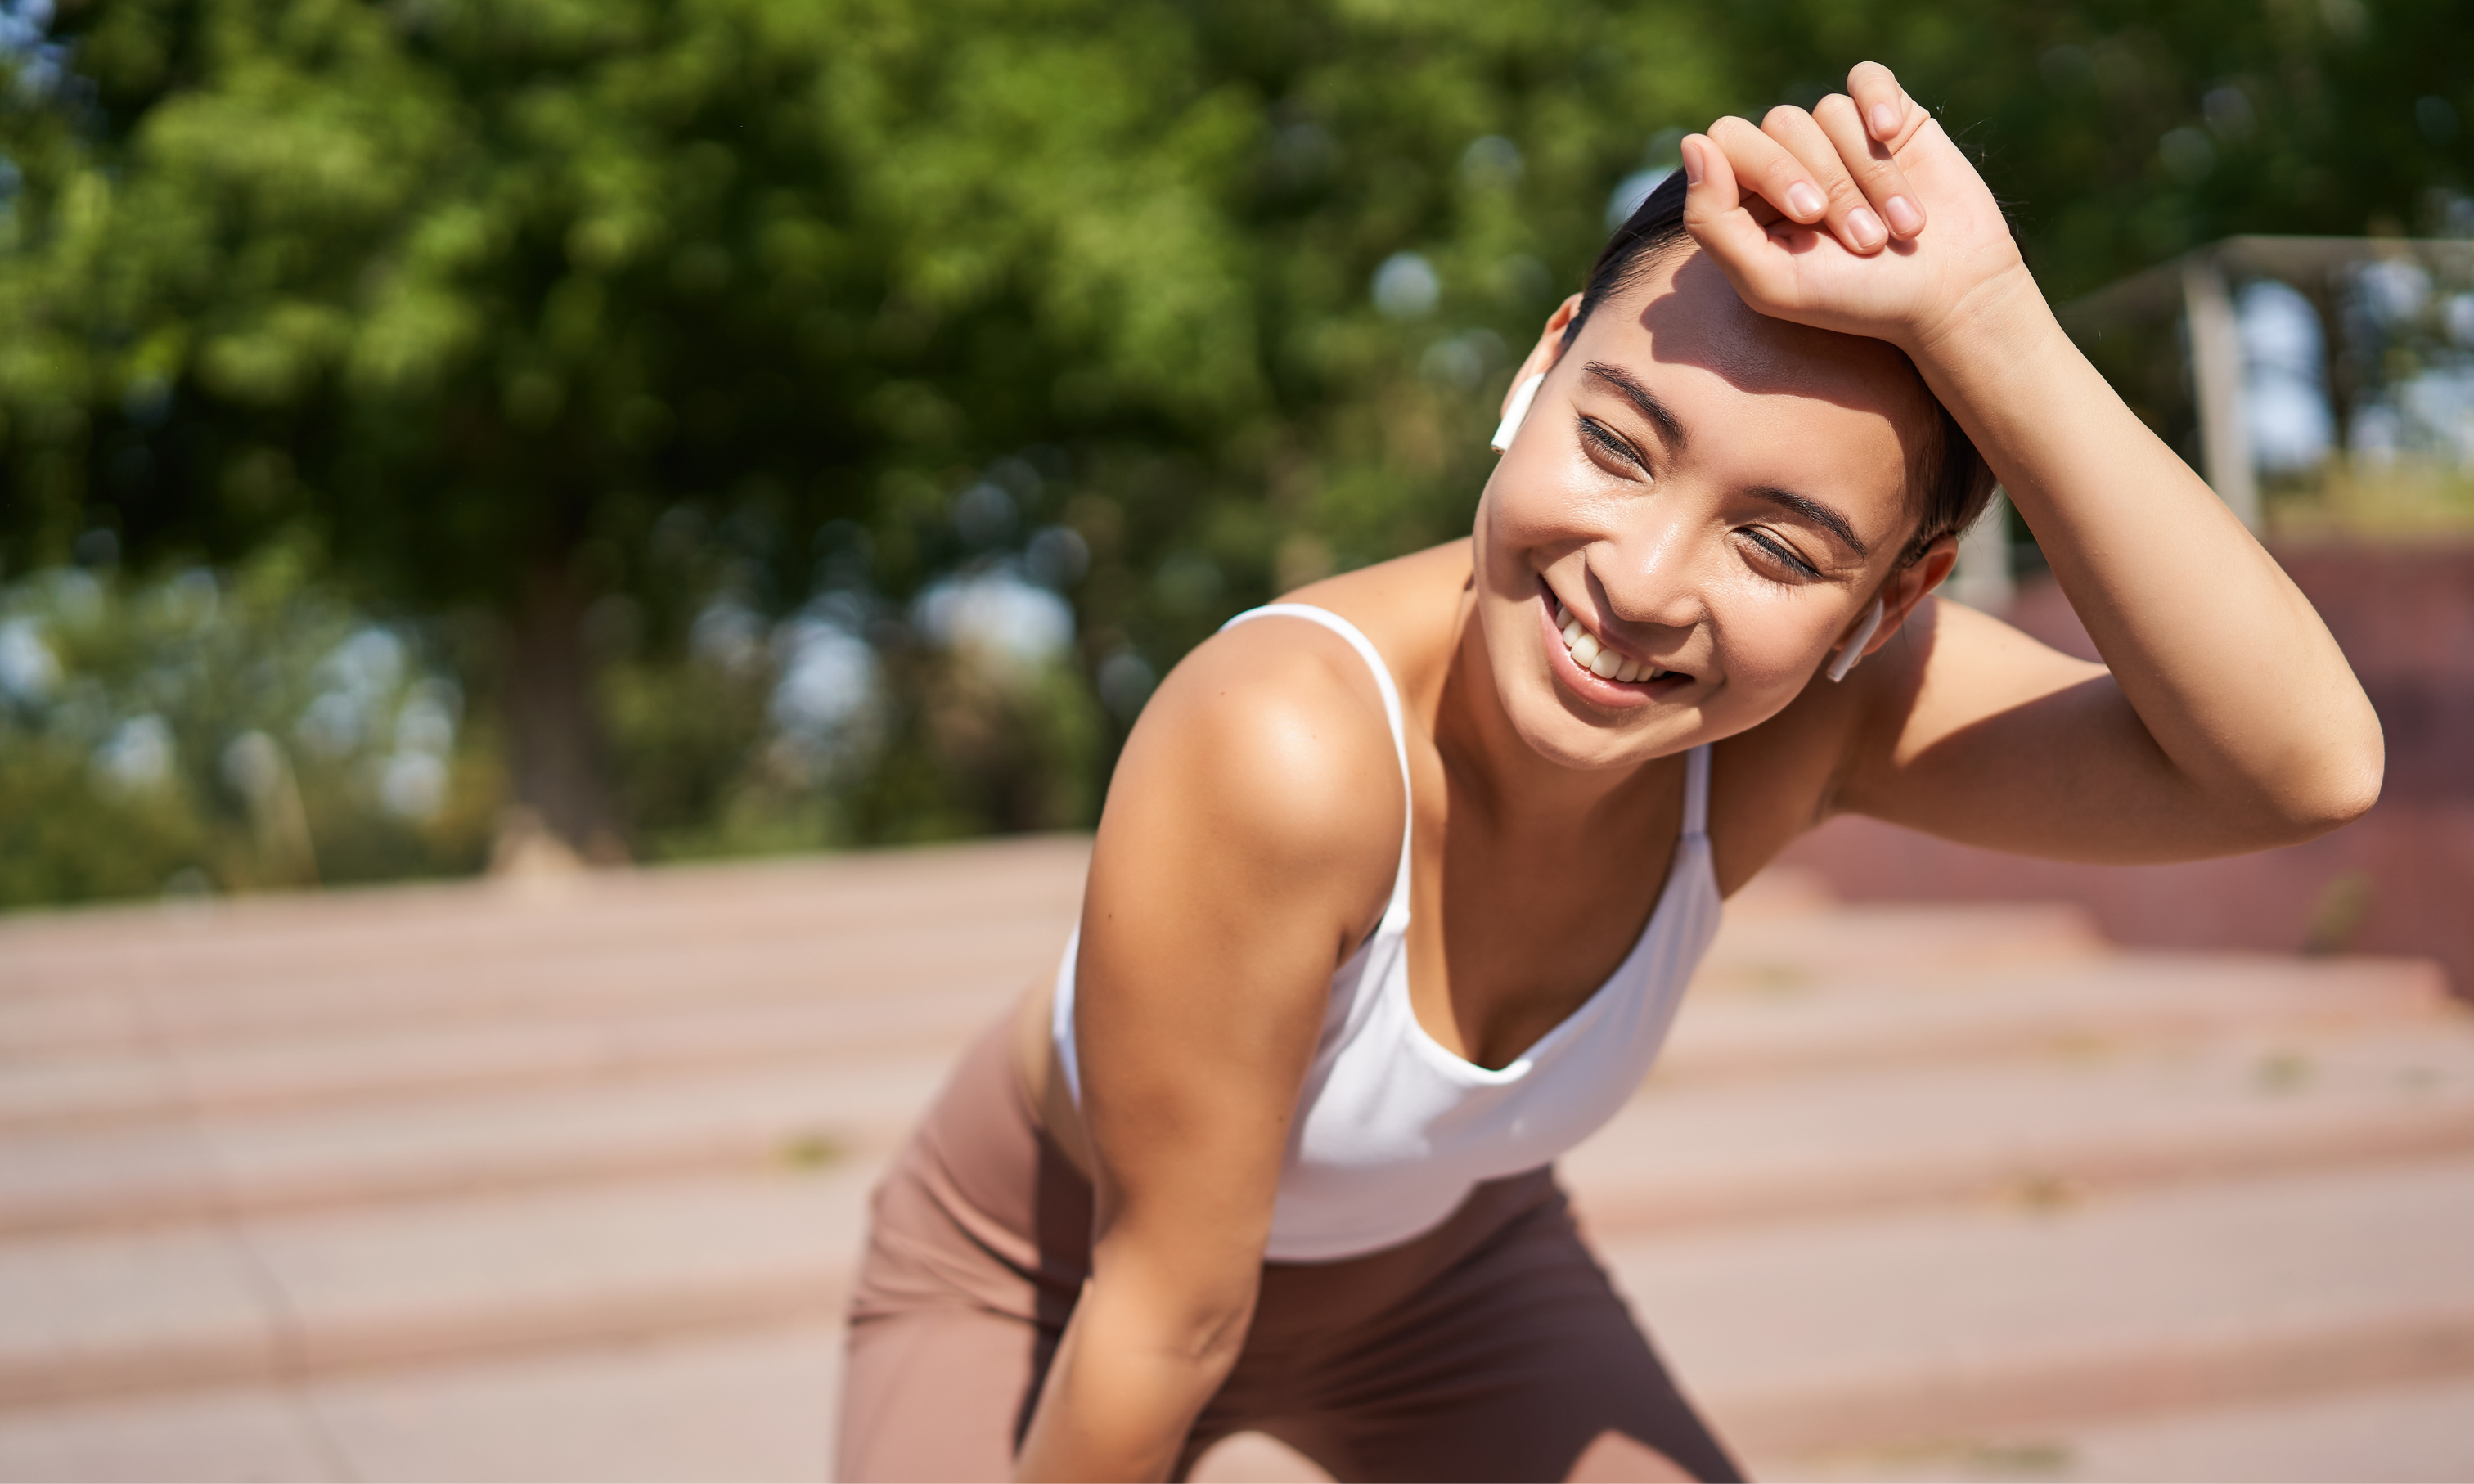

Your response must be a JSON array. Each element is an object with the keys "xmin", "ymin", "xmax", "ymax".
[
  {"xmin": 0, "ymin": 0, "xmax": 2467, "ymax": 903},
  {"xmin": 0, "ymin": 546, "xmax": 493, "ymax": 906},
  {"xmin": 2268, "ymin": 461, "xmax": 2474, "ymax": 537}
]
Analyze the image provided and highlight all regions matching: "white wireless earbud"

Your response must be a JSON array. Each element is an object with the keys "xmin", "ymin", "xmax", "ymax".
[
  {"xmin": 1827, "ymin": 596, "xmax": 1886, "ymax": 683},
  {"xmin": 1490, "ymin": 372, "xmax": 1545, "ymax": 454}
]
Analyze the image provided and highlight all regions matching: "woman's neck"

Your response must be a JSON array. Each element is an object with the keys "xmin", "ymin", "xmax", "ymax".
[{"xmin": 1428, "ymin": 582, "xmax": 1678, "ymax": 835}]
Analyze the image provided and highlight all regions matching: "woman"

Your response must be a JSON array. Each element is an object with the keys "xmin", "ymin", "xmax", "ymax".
[{"xmin": 837, "ymin": 61, "xmax": 2382, "ymax": 1484}]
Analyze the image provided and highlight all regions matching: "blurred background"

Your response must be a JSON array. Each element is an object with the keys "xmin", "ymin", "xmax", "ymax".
[
  {"xmin": 0, "ymin": 0, "xmax": 2465, "ymax": 926},
  {"xmin": 1, "ymin": 2, "xmax": 2472, "ymax": 1481}
]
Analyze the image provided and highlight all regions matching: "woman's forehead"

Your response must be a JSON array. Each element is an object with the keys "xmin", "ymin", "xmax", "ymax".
[{"xmin": 1594, "ymin": 249, "xmax": 1932, "ymax": 436}]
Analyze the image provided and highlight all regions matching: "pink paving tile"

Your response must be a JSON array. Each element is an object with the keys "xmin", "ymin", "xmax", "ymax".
[
  {"xmin": 239, "ymin": 1164, "xmax": 881, "ymax": 1370},
  {"xmin": 1658, "ymin": 951, "xmax": 2453, "ymax": 1080},
  {"xmin": 1762, "ymin": 1372, "xmax": 2474, "ymax": 1482},
  {"xmin": 0, "ymin": 838, "xmax": 1091, "ymax": 1006},
  {"xmin": 1, "ymin": 912, "xmax": 1068, "ymax": 1055},
  {"xmin": 308, "ymin": 1320, "xmax": 842, "ymax": 1482},
  {"xmin": 1563, "ymin": 1018, "xmax": 2474, "ymax": 1231},
  {"xmin": 0, "ymin": 1050, "xmax": 947, "ymax": 1234},
  {"xmin": 0, "ymin": 1118, "xmax": 227, "ymax": 1234},
  {"xmin": 0, "ymin": 1054, "xmax": 181, "ymax": 1131},
  {"xmin": 0, "ymin": 1224, "xmax": 283, "ymax": 1404},
  {"xmin": 1604, "ymin": 1153, "xmax": 2474, "ymax": 1454},
  {"xmin": 0, "ymin": 1383, "xmax": 335, "ymax": 1482},
  {"xmin": 192, "ymin": 1052, "xmax": 949, "ymax": 1217},
  {"xmin": 150, "ymin": 976, "xmax": 1010, "ymax": 1122}
]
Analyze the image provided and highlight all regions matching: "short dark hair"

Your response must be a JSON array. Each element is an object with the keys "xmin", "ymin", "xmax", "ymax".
[{"xmin": 1559, "ymin": 170, "xmax": 2000, "ymax": 570}]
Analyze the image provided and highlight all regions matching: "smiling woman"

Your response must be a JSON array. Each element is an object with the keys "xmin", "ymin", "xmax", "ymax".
[{"xmin": 835, "ymin": 60, "xmax": 2385, "ymax": 1484}]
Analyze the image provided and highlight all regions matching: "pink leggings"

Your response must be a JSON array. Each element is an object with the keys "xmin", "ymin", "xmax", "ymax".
[{"xmin": 836, "ymin": 1020, "xmax": 1743, "ymax": 1482}]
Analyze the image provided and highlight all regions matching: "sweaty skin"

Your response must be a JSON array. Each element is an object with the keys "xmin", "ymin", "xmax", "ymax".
[{"xmin": 1010, "ymin": 61, "xmax": 2382, "ymax": 1484}]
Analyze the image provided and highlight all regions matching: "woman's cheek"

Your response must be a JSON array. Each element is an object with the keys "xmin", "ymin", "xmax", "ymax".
[{"xmin": 1710, "ymin": 588, "xmax": 1836, "ymax": 712}]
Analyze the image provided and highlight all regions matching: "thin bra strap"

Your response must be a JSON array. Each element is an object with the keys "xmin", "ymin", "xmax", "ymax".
[
  {"xmin": 1221, "ymin": 604, "xmax": 1415, "ymax": 917},
  {"xmin": 1681, "ymin": 744, "xmax": 1712, "ymax": 839}
]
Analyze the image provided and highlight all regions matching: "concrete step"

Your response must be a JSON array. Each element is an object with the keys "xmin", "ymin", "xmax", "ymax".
[
  {"xmin": 0, "ymin": 1050, "xmax": 959, "ymax": 1234},
  {"xmin": 0, "ymin": 896, "xmax": 2440, "ymax": 1139},
  {"xmin": 0, "ymin": 838, "xmax": 1089, "ymax": 1005},
  {"xmin": 1564, "ymin": 1016, "xmax": 2474, "ymax": 1233},
  {"xmin": 1658, "ymin": 950, "xmax": 2451, "ymax": 1081},
  {"xmin": 8, "ymin": 1155, "xmax": 2467, "ymax": 1477},
  {"xmin": 0, "ymin": 974, "xmax": 1018, "ymax": 1135},
  {"xmin": 3, "ymin": 851, "xmax": 2464, "ymax": 1477},
  {"xmin": 9, "ymin": 1092, "xmax": 2469, "ymax": 1435},
  {"xmin": 0, "ymin": 1319, "xmax": 845, "ymax": 1482},
  {"xmin": 1757, "ymin": 1371, "xmax": 2474, "ymax": 1482},
  {"xmin": 1602, "ymin": 1153, "xmax": 2474, "ymax": 1459},
  {"xmin": 0, "ymin": 1163, "xmax": 879, "ymax": 1408},
  {"xmin": 0, "ymin": 901, "xmax": 1073, "ymax": 1060},
  {"xmin": 7, "ymin": 1332, "xmax": 2467, "ymax": 1483},
  {"xmin": 10, "ymin": 956, "xmax": 2463, "ymax": 1239},
  {"xmin": 8, "ymin": 989, "xmax": 2467, "ymax": 1246}
]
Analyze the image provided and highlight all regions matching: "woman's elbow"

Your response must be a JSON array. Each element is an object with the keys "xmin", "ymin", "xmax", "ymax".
[{"xmin": 2268, "ymin": 720, "xmax": 2386, "ymax": 843}]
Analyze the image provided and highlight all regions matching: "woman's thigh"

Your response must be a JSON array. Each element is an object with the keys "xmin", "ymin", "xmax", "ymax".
[
  {"xmin": 837, "ymin": 1304, "xmax": 1045, "ymax": 1483},
  {"xmin": 1206, "ymin": 1190, "xmax": 1742, "ymax": 1484}
]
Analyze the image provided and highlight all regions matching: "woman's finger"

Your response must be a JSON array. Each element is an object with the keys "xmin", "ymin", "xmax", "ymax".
[
  {"xmin": 1706, "ymin": 115, "xmax": 1834, "ymax": 232},
  {"xmin": 1678, "ymin": 131, "xmax": 1780, "ymax": 282},
  {"xmin": 1846, "ymin": 61, "xmax": 1923, "ymax": 145},
  {"xmin": 1812, "ymin": 92, "xmax": 1927, "ymax": 240},
  {"xmin": 1760, "ymin": 105, "xmax": 1887, "ymax": 254}
]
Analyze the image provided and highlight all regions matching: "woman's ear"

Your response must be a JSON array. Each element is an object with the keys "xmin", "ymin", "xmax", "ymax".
[
  {"xmin": 1868, "ymin": 533, "xmax": 1960, "ymax": 657},
  {"xmin": 1501, "ymin": 294, "xmax": 1585, "ymax": 422}
]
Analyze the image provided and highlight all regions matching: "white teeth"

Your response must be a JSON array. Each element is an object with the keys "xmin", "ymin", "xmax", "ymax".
[{"xmin": 1555, "ymin": 603, "xmax": 1668, "ymax": 684}]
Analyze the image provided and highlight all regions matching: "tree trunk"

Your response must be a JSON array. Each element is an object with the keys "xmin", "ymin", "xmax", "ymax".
[{"xmin": 496, "ymin": 560, "xmax": 629, "ymax": 871}]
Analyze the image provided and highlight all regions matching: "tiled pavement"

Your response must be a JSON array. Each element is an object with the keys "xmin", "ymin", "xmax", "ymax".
[{"xmin": 0, "ymin": 838, "xmax": 2468, "ymax": 1482}]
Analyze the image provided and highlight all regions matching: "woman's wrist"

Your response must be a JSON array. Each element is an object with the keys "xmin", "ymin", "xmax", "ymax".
[{"xmin": 1901, "ymin": 261, "xmax": 2060, "ymax": 388}]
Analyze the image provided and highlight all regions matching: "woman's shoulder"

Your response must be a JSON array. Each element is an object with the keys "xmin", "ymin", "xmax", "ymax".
[
  {"xmin": 1116, "ymin": 605, "xmax": 1405, "ymax": 870},
  {"xmin": 1092, "ymin": 551, "xmax": 1464, "ymax": 933}
]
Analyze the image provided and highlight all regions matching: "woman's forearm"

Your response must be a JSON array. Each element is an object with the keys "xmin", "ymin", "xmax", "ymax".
[
  {"xmin": 1013, "ymin": 1269, "xmax": 1254, "ymax": 1482},
  {"xmin": 1909, "ymin": 268, "xmax": 2384, "ymax": 834}
]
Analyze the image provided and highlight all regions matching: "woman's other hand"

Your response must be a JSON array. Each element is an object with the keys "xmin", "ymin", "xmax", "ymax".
[{"xmin": 1678, "ymin": 62, "xmax": 2030, "ymax": 353}]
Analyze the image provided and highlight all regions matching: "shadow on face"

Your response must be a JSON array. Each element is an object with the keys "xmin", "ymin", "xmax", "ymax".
[
  {"xmin": 1622, "ymin": 250, "xmax": 1949, "ymax": 534},
  {"xmin": 1638, "ymin": 250, "xmax": 1940, "ymax": 458}
]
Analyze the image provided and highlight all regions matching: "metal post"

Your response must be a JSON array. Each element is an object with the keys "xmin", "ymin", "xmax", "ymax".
[{"xmin": 2181, "ymin": 255, "xmax": 2260, "ymax": 531}]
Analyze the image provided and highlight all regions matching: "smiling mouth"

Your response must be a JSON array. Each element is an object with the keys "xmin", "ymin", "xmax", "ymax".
[{"xmin": 1545, "ymin": 587, "xmax": 1687, "ymax": 686}]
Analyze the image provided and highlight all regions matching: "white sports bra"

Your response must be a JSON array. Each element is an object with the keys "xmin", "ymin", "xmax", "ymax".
[{"xmin": 1052, "ymin": 603, "xmax": 1724, "ymax": 1261}]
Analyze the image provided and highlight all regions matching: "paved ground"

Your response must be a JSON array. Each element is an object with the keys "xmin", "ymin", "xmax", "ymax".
[{"xmin": 0, "ymin": 836, "xmax": 2468, "ymax": 1482}]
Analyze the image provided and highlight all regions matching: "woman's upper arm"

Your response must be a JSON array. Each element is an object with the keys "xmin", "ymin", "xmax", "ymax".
[
  {"xmin": 1831, "ymin": 596, "xmax": 2314, "ymax": 864},
  {"xmin": 1071, "ymin": 626, "xmax": 1400, "ymax": 1315}
]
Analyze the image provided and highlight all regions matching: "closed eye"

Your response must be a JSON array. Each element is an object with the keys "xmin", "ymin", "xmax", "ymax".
[
  {"xmin": 1739, "ymin": 528, "xmax": 1824, "ymax": 581},
  {"xmin": 1577, "ymin": 415, "xmax": 1648, "ymax": 476}
]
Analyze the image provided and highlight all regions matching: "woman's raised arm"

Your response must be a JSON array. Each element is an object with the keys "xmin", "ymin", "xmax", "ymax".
[
  {"xmin": 1013, "ymin": 621, "xmax": 1401, "ymax": 1481},
  {"xmin": 1685, "ymin": 64, "xmax": 2382, "ymax": 862}
]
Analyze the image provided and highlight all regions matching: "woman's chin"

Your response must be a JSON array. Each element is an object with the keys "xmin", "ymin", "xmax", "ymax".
[{"xmin": 1500, "ymin": 670, "xmax": 1656, "ymax": 770}]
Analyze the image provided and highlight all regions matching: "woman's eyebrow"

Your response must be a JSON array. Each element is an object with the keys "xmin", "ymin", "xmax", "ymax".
[
  {"xmin": 1748, "ymin": 485, "xmax": 1869, "ymax": 558},
  {"xmin": 1581, "ymin": 362, "xmax": 1686, "ymax": 452}
]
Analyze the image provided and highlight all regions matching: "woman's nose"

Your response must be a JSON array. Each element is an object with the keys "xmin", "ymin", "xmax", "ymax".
[{"xmin": 1595, "ymin": 515, "xmax": 1709, "ymax": 636}]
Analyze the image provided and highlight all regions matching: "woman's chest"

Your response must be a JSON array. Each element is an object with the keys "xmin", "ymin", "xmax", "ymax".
[{"xmin": 1397, "ymin": 794, "xmax": 1685, "ymax": 1070}]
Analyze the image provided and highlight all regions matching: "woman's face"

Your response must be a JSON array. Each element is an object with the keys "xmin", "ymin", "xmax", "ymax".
[{"xmin": 1473, "ymin": 246, "xmax": 1938, "ymax": 771}]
